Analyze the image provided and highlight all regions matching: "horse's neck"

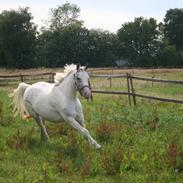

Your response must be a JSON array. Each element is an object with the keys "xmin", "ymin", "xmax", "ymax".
[{"xmin": 57, "ymin": 72, "xmax": 77, "ymax": 99}]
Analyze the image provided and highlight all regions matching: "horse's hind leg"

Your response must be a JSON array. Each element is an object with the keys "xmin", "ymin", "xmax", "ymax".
[
  {"xmin": 24, "ymin": 101, "xmax": 50, "ymax": 142},
  {"xmin": 35, "ymin": 116, "xmax": 50, "ymax": 142}
]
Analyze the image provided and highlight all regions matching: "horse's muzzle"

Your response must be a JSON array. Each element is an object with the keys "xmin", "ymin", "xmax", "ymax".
[{"xmin": 79, "ymin": 86, "xmax": 92, "ymax": 100}]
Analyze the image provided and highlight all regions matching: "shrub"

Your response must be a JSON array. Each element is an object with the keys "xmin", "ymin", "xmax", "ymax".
[
  {"xmin": 96, "ymin": 122, "xmax": 113, "ymax": 142},
  {"xmin": 6, "ymin": 128, "xmax": 34, "ymax": 150},
  {"xmin": 101, "ymin": 148, "xmax": 123, "ymax": 176},
  {"xmin": 80, "ymin": 159, "xmax": 90, "ymax": 178}
]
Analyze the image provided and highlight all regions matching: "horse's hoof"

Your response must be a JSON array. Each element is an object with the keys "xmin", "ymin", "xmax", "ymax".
[
  {"xmin": 96, "ymin": 144, "xmax": 101, "ymax": 150},
  {"xmin": 40, "ymin": 138, "xmax": 51, "ymax": 144}
]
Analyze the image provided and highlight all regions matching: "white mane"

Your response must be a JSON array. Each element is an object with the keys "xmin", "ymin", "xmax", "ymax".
[
  {"xmin": 54, "ymin": 64, "xmax": 77, "ymax": 84},
  {"xmin": 54, "ymin": 64, "xmax": 85, "ymax": 84}
]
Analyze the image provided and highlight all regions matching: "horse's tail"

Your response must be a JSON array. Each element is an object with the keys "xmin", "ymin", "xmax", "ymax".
[{"xmin": 9, "ymin": 82, "xmax": 30, "ymax": 119}]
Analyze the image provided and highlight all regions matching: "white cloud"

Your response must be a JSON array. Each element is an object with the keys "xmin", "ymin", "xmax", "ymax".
[
  {"xmin": 80, "ymin": 9, "xmax": 163, "ymax": 32},
  {"xmin": 81, "ymin": 9, "xmax": 129, "ymax": 32}
]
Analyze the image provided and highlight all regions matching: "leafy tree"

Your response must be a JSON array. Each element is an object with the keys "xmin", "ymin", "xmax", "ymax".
[
  {"xmin": 0, "ymin": 7, "xmax": 37, "ymax": 68},
  {"xmin": 117, "ymin": 17, "xmax": 161, "ymax": 66},
  {"xmin": 38, "ymin": 23, "xmax": 90, "ymax": 67},
  {"xmin": 39, "ymin": 1, "xmax": 120, "ymax": 68},
  {"xmin": 36, "ymin": 30, "xmax": 52, "ymax": 67},
  {"xmin": 157, "ymin": 43, "xmax": 182, "ymax": 66},
  {"xmin": 48, "ymin": 2, "xmax": 83, "ymax": 30},
  {"xmin": 164, "ymin": 8, "xmax": 183, "ymax": 51},
  {"xmin": 88, "ymin": 29, "xmax": 120, "ymax": 67},
  {"xmin": 38, "ymin": 26, "xmax": 120, "ymax": 67}
]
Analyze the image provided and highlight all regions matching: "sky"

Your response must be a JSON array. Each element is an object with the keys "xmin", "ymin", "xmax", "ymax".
[{"xmin": 0, "ymin": 0, "xmax": 183, "ymax": 33}]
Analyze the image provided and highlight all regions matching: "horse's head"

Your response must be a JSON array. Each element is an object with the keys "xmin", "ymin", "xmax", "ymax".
[{"xmin": 74, "ymin": 64, "xmax": 93, "ymax": 100}]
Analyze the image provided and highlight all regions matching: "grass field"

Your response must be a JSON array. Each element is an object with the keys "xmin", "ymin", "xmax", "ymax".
[{"xmin": 1, "ymin": 69, "xmax": 183, "ymax": 182}]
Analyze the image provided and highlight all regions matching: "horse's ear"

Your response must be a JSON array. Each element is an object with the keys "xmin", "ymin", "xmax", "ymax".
[
  {"xmin": 85, "ymin": 65, "xmax": 88, "ymax": 70},
  {"xmin": 76, "ymin": 63, "xmax": 80, "ymax": 70}
]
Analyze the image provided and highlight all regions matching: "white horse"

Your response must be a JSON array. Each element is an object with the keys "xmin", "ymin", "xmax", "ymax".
[{"xmin": 11, "ymin": 64, "xmax": 101, "ymax": 149}]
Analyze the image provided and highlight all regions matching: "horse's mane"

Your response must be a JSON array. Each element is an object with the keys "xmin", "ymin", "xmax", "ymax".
[{"xmin": 54, "ymin": 64, "xmax": 85, "ymax": 84}]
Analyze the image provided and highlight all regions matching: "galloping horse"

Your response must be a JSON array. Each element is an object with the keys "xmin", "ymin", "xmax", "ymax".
[{"xmin": 11, "ymin": 64, "xmax": 101, "ymax": 149}]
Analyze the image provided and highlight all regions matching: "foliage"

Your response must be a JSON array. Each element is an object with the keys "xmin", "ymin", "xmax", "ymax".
[
  {"xmin": 164, "ymin": 8, "xmax": 183, "ymax": 51},
  {"xmin": 37, "ymin": 26, "xmax": 119, "ymax": 67},
  {"xmin": 48, "ymin": 2, "xmax": 83, "ymax": 30},
  {"xmin": 159, "ymin": 46, "xmax": 183, "ymax": 66},
  {"xmin": 88, "ymin": 29, "xmax": 120, "ymax": 67},
  {"xmin": 38, "ymin": 24, "xmax": 90, "ymax": 67},
  {"xmin": 0, "ymin": 4, "xmax": 183, "ymax": 68},
  {"xmin": 0, "ymin": 7, "xmax": 37, "ymax": 69},
  {"xmin": 117, "ymin": 17, "xmax": 161, "ymax": 67}
]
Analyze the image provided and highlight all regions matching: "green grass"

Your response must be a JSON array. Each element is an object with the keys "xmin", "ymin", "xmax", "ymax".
[{"xmin": 1, "ymin": 87, "xmax": 183, "ymax": 183}]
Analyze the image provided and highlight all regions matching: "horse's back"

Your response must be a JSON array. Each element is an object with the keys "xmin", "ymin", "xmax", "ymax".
[
  {"xmin": 31, "ymin": 82, "xmax": 53, "ymax": 91},
  {"xmin": 24, "ymin": 82, "xmax": 53, "ymax": 96}
]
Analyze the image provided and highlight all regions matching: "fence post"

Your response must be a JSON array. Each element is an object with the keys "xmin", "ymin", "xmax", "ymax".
[
  {"xmin": 108, "ymin": 76, "xmax": 112, "ymax": 88},
  {"xmin": 20, "ymin": 75, "xmax": 24, "ymax": 82},
  {"xmin": 152, "ymin": 75, "xmax": 154, "ymax": 86},
  {"xmin": 129, "ymin": 74, "xmax": 136, "ymax": 106},
  {"xmin": 50, "ymin": 73, "xmax": 55, "ymax": 83},
  {"xmin": 126, "ymin": 73, "xmax": 131, "ymax": 106},
  {"xmin": 49, "ymin": 73, "xmax": 53, "ymax": 83}
]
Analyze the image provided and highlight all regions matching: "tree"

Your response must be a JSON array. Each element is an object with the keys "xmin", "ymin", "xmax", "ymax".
[
  {"xmin": 88, "ymin": 29, "xmax": 120, "ymax": 67},
  {"xmin": 48, "ymin": 2, "xmax": 83, "ymax": 30},
  {"xmin": 38, "ymin": 2, "xmax": 89, "ymax": 67},
  {"xmin": 0, "ymin": 7, "xmax": 37, "ymax": 68},
  {"xmin": 39, "ymin": 2, "xmax": 120, "ymax": 68},
  {"xmin": 157, "ymin": 44, "xmax": 182, "ymax": 66},
  {"xmin": 38, "ymin": 26, "xmax": 120, "ymax": 67},
  {"xmin": 164, "ymin": 8, "xmax": 183, "ymax": 51},
  {"xmin": 38, "ymin": 24, "xmax": 91, "ymax": 67},
  {"xmin": 117, "ymin": 17, "xmax": 161, "ymax": 66}
]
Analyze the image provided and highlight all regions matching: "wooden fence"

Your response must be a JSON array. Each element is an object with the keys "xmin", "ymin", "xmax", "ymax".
[
  {"xmin": 90, "ymin": 73, "xmax": 183, "ymax": 105},
  {"xmin": 0, "ymin": 72, "xmax": 55, "ymax": 83},
  {"xmin": 1, "ymin": 72, "xmax": 183, "ymax": 105}
]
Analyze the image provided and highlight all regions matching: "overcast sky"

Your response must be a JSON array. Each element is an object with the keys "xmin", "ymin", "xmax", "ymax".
[{"xmin": 0, "ymin": 0, "xmax": 183, "ymax": 32}]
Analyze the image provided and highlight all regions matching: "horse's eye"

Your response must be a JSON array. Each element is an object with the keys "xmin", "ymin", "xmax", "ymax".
[{"xmin": 77, "ymin": 77, "xmax": 80, "ymax": 81}]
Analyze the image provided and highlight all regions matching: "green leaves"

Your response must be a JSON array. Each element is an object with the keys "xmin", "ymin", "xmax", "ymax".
[
  {"xmin": 117, "ymin": 17, "xmax": 160, "ymax": 67},
  {"xmin": 49, "ymin": 2, "xmax": 83, "ymax": 30},
  {"xmin": 0, "ymin": 7, "xmax": 37, "ymax": 69},
  {"xmin": 0, "ymin": 5, "xmax": 183, "ymax": 68},
  {"xmin": 164, "ymin": 8, "xmax": 183, "ymax": 51}
]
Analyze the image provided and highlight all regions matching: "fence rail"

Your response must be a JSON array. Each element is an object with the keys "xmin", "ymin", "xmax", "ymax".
[
  {"xmin": 91, "ymin": 73, "xmax": 183, "ymax": 105},
  {"xmin": 1, "ymin": 72, "xmax": 183, "ymax": 105},
  {"xmin": 92, "ymin": 90, "xmax": 183, "ymax": 104},
  {"xmin": 89, "ymin": 74, "xmax": 126, "ymax": 78},
  {"xmin": 0, "ymin": 72, "xmax": 55, "ymax": 82},
  {"xmin": 131, "ymin": 75, "xmax": 183, "ymax": 84}
]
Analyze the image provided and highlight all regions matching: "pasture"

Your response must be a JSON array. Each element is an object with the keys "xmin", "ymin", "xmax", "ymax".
[{"xmin": 1, "ymin": 68, "xmax": 183, "ymax": 182}]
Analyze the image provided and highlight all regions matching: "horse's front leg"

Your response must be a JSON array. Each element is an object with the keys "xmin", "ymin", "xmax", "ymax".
[
  {"xmin": 63, "ymin": 114, "xmax": 101, "ymax": 149},
  {"xmin": 75, "ymin": 99, "xmax": 85, "ymax": 127},
  {"xmin": 76, "ymin": 112, "xmax": 85, "ymax": 127}
]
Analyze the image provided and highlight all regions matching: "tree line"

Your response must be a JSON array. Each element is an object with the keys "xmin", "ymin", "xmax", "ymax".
[{"xmin": 0, "ymin": 2, "xmax": 183, "ymax": 69}]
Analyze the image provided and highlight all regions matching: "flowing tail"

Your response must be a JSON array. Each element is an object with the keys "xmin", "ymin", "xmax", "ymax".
[{"xmin": 9, "ymin": 82, "xmax": 30, "ymax": 119}]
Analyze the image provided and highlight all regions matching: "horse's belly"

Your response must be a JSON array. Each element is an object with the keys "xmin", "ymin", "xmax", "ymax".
[
  {"xmin": 37, "ymin": 108, "xmax": 64, "ymax": 123},
  {"xmin": 25, "ymin": 99, "xmax": 64, "ymax": 122},
  {"xmin": 23, "ymin": 83, "xmax": 63, "ymax": 122}
]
